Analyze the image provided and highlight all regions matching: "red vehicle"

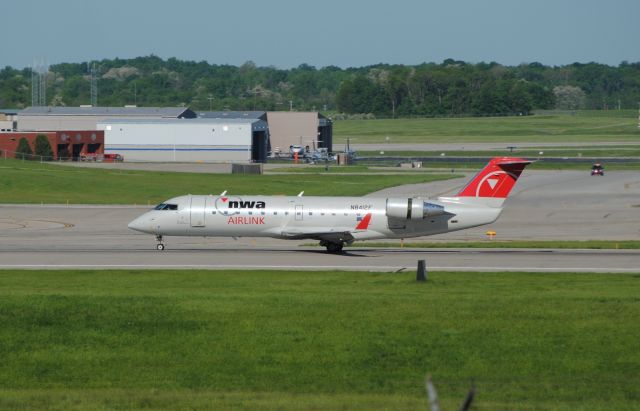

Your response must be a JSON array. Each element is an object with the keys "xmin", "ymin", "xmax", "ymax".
[
  {"xmin": 103, "ymin": 153, "xmax": 124, "ymax": 162},
  {"xmin": 591, "ymin": 163, "xmax": 604, "ymax": 176}
]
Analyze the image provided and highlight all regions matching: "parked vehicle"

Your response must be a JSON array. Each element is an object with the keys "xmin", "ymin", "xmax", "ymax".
[
  {"xmin": 80, "ymin": 153, "xmax": 103, "ymax": 162},
  {"xmin": 591, "ymin": 163, "xmax": 604, "ymax": 176},
  {"xmin": 103, "ymin": 153, "xmax": 124, "ymax": 162}
]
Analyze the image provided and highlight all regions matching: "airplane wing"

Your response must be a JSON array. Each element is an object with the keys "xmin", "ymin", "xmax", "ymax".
[
  {"xmin": 279, "ymin": 212, "xmax": 372, "ymax": 243},
  {"xmin": 280, "ymin": 229, "xmax": 355, "ymax": 243}
]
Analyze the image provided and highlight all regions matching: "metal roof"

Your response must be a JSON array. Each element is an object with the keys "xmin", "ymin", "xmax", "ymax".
[
  {"xmin": 0, "ymin": 108, "xmax": 19, "ymax": 115},
  {"xmin": 100, "ymin": 118, "xmax": 261, "ymax": 124},
  {"xmin": 99, "ymin": 117, "xmax": 268, "ymax": 129},
  {"xmin": 197, "ymin": 111, "xmax": 267, "ymax": 120},
  {"xmin": 19, "ymin": 106, "xmax": 193, "ymax": 118}
]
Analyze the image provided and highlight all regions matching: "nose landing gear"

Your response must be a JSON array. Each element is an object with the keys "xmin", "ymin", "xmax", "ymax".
[{"xmin": 155, "ymin": 235, "xmax": 165, "ymax": 251}]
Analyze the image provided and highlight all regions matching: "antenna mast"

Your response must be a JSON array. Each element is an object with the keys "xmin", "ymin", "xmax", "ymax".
[
  {"xmin": 90, "ymin": 62, "xmax": 98, "ymax": 107},
  {"xmin": 31, "ymin": 59, "xmax": 47, "ymax": 106}
]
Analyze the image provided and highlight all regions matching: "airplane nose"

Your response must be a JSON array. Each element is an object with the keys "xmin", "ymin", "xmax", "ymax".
[{"xmin": 128, "ymin": 216, "xmax": 147, "ymax": 233}]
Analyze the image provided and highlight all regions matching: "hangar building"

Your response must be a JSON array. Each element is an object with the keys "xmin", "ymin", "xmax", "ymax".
[
  {"xmin": 266, "ymin": 111, "xmax": 332, "ymax": 154},
  {"xmin": 198, "ymin": 111, "xmax": 332, "ymax": 154},
  {"xmin": 98, "ymin": 118, "xmax": 268, "ymax": 162},
  {"xmin": 0, "ymin": 130, "xmax": 104, "ymax": 160},
  {"xmin": 17, "ymin": 106, "xmax": 196, "ymax": 131}
]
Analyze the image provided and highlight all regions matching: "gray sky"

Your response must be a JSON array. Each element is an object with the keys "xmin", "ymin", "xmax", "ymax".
[{"xmin": 3, "ymin": 0, "xmax": 639, "ymax": 69}]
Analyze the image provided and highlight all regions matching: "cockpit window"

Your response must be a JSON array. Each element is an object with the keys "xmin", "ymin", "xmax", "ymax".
[{"xmin": 154, "ymin": 203, "xmax": 178, "ymax": 211}]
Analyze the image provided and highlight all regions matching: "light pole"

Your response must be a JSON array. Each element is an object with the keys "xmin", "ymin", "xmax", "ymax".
[{"xmin": 207, "ymin": 95, "xmax": 214, "ymax": 111}]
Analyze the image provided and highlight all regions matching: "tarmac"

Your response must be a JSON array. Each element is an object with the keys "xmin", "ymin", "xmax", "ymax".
[{"xmin": 0, "ymin": 170, "xmax": 638, "ymax": 272}]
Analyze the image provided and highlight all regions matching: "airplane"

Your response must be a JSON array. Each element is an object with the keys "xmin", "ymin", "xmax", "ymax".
[{"xmin": 128, "ymin": 157, "xmax": 531, "ymax": 253}]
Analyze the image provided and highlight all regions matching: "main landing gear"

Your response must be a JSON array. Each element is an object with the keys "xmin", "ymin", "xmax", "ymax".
[
  {"xmin": 320, "ymin": 240, "xmax": 344, "ymax": 254},
  {"xmin": 155, "ymin": 235, "xmax": 165, "ymax": 251}
]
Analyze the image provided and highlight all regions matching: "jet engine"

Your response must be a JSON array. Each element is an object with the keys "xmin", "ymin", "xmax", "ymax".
[{"xmin": 386, "ymin": 198, "xmax": 446, "ymax": 220}]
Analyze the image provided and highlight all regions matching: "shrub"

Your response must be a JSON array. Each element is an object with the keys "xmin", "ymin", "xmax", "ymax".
[
  {"xmin": 15, "ymin": 137, "xmax": 33, "ymax": 160},
  {"xmin": 34, "ymin": 134, "xmax": 54, "ymax": 161}
]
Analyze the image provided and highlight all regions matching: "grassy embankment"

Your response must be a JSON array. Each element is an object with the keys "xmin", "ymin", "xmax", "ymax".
[
  {"xmin": 0, "ymin": 158, "xmax": 457, "ymax": 204},
  {"xmin": 0, "ymin": 269, "xmax": 638, "ymax": 410},
  {"xmin": 333, "ymin": 110, "xmax": 640, "ymax": 144}
]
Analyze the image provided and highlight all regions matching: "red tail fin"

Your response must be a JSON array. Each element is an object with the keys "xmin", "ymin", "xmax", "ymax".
[{"xmin": 457, "ymin": 157, "xmax": 531, "ymax": 198}]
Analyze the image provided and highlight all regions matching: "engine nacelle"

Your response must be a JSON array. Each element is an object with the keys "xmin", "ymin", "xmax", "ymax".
[{"xmin": 386, "ymin": 198, "xmax": 446, "ymax": 220}]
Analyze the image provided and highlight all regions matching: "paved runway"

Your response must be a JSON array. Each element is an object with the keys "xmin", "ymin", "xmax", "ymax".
[
  {"xmin": 0, "ymin": 248, "xmax": 638, "ymax": 273},
  {"xmin": 0, "ymin": 170, "xmax": 638, "ymax": 272}
]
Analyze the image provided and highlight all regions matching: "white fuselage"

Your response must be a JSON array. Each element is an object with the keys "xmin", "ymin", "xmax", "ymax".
[{"xmin": 128, "ymin": 194, "xmax": 503, "ymax": 241}]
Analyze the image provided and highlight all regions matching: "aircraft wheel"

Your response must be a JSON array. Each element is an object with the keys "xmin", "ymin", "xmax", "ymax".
[
  {"xmin": 326, "ymin": 242, "xmax": 344, "ymax": 254},
  {"xmin": 156, "ymin": 243, "xmax": 165, "ymax": 251}
]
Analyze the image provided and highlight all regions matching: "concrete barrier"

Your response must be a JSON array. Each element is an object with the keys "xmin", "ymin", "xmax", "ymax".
[{"xmin": 231, "ymin": 163, "xmax": 263, "ymax": 174}]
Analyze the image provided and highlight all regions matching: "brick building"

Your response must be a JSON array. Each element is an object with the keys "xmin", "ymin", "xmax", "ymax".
[{"xmin": 0, "ymin": 130, "xmax": 104, "ymax": 160}]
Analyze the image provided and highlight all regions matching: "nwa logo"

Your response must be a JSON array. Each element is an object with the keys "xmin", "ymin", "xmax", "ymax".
[
  {"xmin": 476, "ymin": 171, "xmax": 517, "ymax": 197},
  {"xmin": 215, "ymin": 196, "xmax": 266, "ymax": 214},
  {"xmin": 229, "ymin": 200, "xmax": 265, "ymax": 209}
]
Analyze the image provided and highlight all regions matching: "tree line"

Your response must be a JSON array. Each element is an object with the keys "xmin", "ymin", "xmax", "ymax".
[{"xmin": 1, "ymin": 56, "xmax": 639, "ymax": 117}]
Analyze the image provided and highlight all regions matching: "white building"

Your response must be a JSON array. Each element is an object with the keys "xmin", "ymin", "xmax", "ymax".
[{"xmin": 97, "ymin": 118, "xmax": 269, "ymax": 162}]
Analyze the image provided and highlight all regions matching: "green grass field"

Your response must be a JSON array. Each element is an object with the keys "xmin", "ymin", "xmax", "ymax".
[
  {"xmin": 270, "ymin": 165, "xmax": 462, "ymax": 174},
  {"xmin": 0, "ymin": 159, "xmax": 457, "ymax": 204},
  {"xmin": 358, "ymin": 146, "xmax": 640, "ymax": 158},
  {"xmin": 353, "ymin": 159, "xmax": 640, "ymax": 171},
  {"xmin": 334, "ymin": 111, "xmax": 640, "ymax": 144},
  {"xmin": 0, "ymin": 269, "xmax": 638, "ymax": 410}
]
